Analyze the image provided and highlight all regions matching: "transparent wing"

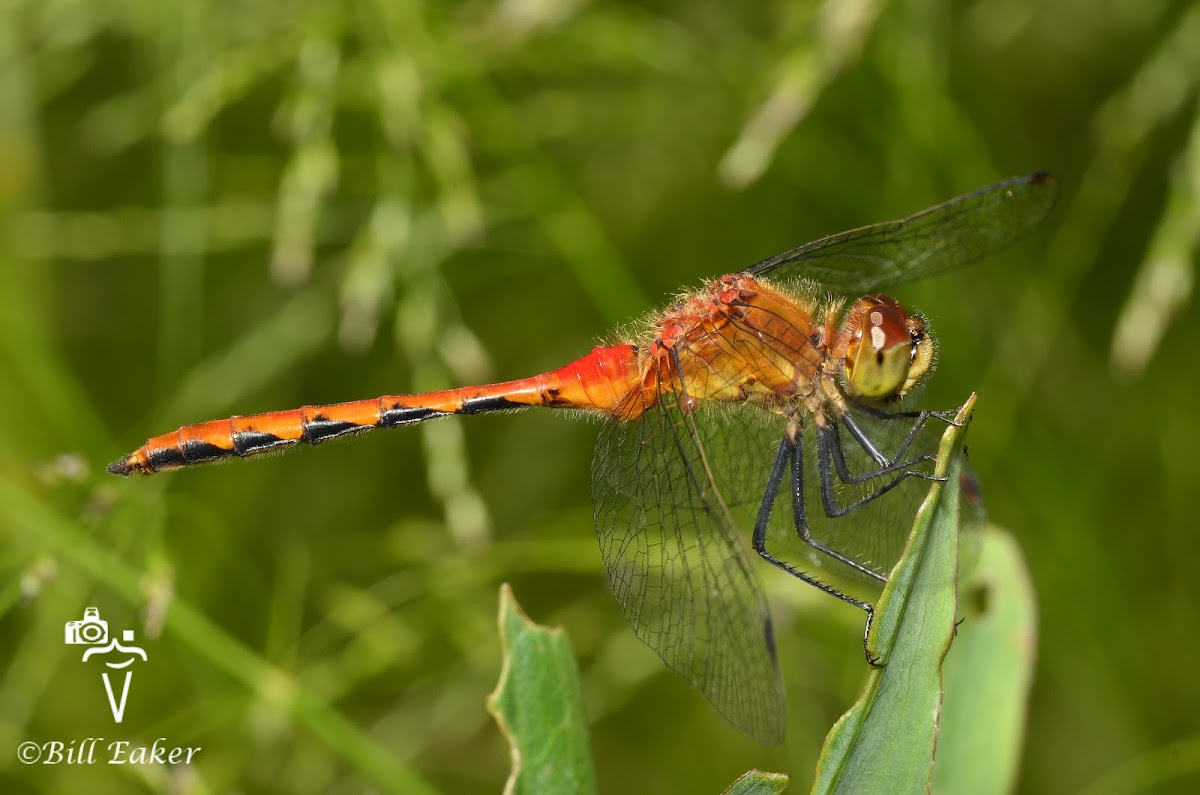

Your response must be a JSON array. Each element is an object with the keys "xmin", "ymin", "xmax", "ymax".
[
  {"xmin": 591, "ymin": 383, "xmax": 787, "ymax": 743},
  {"xmin": 743, "ymin": 172, "xmax": 1055, "ymax": 294}
]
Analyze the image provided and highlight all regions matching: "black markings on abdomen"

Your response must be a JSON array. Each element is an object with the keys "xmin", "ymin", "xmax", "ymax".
[
  {"xmin": 151, "ymin": 439, "xmax": 230, "ymax": 469},
  {"xmin": 147, "ymin": 445, "xmax": 188, "ymax": 471},
  {"xmin": 233, "ymin": 429, "xmax": 294, "ymax": 457},
  {"xmin": 459, "ymin": 395, "xmax": 524, "ymax": 414},
  {"xmin": 302, "ymin": 415, "xmax": 369, "ymax": 444},
  {"xmin": 379, "ymin": 405, "xmax": 446, "ymax": 427}
]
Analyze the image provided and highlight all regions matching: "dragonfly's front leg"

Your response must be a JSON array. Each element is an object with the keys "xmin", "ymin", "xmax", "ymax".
[
  {"xmin": 814, "ymin": 421, "xmax": 943, "ymax": 521},
  {"xmin": 827, "ymin": 418, "xmax": 938, "ymax": 487},
  {"xmin": 842, "ymin": 402, "xmax": 959, "ymax": 469},
  {"xmin": 815, "ymin": 402, "xmax": 965, "ymax": 515}
]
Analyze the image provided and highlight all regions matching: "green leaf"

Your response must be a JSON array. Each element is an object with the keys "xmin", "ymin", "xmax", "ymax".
[
  {"xmin": 724, "ymin": 769, "xmax": 791, "ymax": 795},
  {"xmin": 487, "ymin": 584, "xmax": 597, "ymax": 795},
  {"xmin": 932, "ymin": 526, "xmax": 1038, "ymax": 795},
  {"xmin": 811, "ymin": 395, "xmax": 974, "ymax": 795}
]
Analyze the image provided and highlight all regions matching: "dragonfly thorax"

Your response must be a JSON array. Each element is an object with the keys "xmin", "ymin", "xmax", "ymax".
[{"xmin": 839, "ymin": 294, "xmax": 934, "ymax": 401}]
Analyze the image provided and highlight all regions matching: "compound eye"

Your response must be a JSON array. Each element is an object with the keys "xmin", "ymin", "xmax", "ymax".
[
  {"xmin": 903, "ymin": 316, "xmax": 935, "ymax": 396},
  {"xmin": 844, "ymin": 296, "xmax": 929, "ymax": 400}
]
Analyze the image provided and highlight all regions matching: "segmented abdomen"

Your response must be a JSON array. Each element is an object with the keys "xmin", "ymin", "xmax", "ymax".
[{"xmin": 109, "ymin": 344, "xmax": 644, "ymax": 475}]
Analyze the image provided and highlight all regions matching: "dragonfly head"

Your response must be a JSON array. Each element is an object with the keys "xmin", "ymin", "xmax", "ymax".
[{"xmin": 842, "ymin": 294, "xmax": 935, "ymax": 401}]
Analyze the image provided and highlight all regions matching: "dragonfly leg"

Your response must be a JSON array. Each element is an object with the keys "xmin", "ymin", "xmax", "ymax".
[
  {"xmin": 751, "ymin": 433, "xmax": 886, "ymax": 667},
  {"xmin": 843, "ymin": 402, "xmax": 959, "ymax": 469},
  {"xmin": 838, "ymin": 410, "xmax": 945, "ymax": 478},
  {"xmin": 816, "ymin": 423, "xmax": 934, "ymax": 521},
  {"xmin": 850, "ymin": 399, "xmax": 961, "ymax": 427},
  {"xmin": 827, "ymin": 419, "xmax": 939, "ymax": 487},
  {"xmin": 751, "ymin": 435, "xmax": 881, "ymax": 605},
  {"xmin": 790, "ymin": 434, "xmax": 888, "ymax": 582}
]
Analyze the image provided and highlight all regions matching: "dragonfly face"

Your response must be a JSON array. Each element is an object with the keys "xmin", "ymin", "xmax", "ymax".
[{"xmin": 839, "ymin": 294, "xmax": 935, "ymax": 401}]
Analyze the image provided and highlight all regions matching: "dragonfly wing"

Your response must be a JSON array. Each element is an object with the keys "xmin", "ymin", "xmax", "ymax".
[
  {"xmin": 744, "ymin": 171, "xmax": 1055, "ymax": 294},
  {"xmin": 592, "ymin": 388, "xmax": 787, "ymax": 743}
]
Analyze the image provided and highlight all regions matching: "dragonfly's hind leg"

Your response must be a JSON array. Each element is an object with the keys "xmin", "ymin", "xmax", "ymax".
[
  {"xmin": 753, "ymin": 434, "xmax": 888, "ymax": 584},
  {"xmin": 749, "ymin": 433, "xmax": 884, "ymax": 665},
  {"xmin": 752, "ymin": 437, "xmax": 885, "ymax": 585}
]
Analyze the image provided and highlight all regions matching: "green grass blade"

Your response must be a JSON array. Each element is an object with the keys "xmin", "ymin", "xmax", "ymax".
[
  {"xmin": 811, "ymin": 395, "xmax": 974, "ymax": 795},
  {"xmin": 487, "ymin": 584, "xmax": 597, "ymax": 795},
  {"xmin": 932, "ymin": 526, "xmax": 1038, "ymax": 795},
  {"xmin": 724, "ymin": 769, "xmax": 791, "ymax": 794}
]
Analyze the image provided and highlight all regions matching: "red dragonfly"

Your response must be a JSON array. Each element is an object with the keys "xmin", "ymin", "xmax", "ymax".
[{"xmin": 110, "ymin": 172, "xmax": 1054, "ymax": 743}]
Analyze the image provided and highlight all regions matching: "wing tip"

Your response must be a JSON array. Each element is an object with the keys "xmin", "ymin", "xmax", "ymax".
[{"xmin": 1024, "ymin": 169, "xmax": 1056, "ymax": 194}]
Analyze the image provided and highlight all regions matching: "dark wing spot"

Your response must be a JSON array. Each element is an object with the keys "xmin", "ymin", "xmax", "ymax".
[{"xmin": 763, "ymin": 616, "xmax": 778, "ymax": 661}]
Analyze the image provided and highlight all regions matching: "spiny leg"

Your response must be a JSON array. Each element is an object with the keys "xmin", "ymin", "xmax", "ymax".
[
  {"xmin": 791, "ymin": 432, "xmax": 888, "ymax": 582},
  {"xmin": 849, "ymin": 399, "xmax": 961, "ymax": 426},
  {"xmin": 826, "ymin": 420, "xmax": 939, "ymax": 487},
  {"xmin": 816, "ymin": 423, "xmax": 934, "ymax": 520},
  {"xmin": 842, "ymin": 401, "xmax": 960, "ymax": 468},
  {"xmin": 821, "ymin": 404, "xmax": 959, "ymax": 517},
  {"xmin": 750, "ymin": 434, "xmax": 881, "ymax": 665}
]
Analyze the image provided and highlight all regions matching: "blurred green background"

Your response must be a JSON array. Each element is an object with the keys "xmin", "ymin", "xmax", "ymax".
[{"xmin": 2, "ymin": 0, "xmax": 1198, "ymax": 792}]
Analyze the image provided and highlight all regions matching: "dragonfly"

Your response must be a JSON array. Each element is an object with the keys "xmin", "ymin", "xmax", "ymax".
[{"xmin": 109, "ymin": 172, "xmax": 1055, "ymax": 743}]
